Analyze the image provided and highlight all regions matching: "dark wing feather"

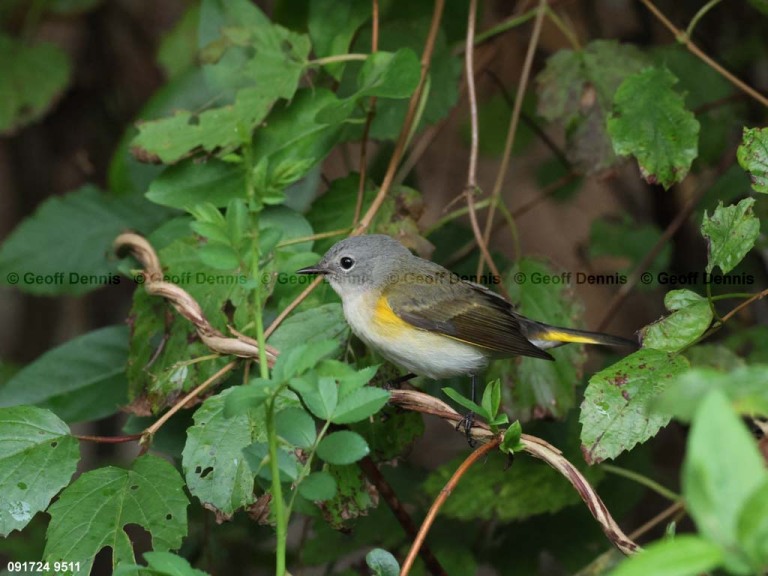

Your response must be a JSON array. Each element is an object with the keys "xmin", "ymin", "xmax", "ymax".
[{"xmin": 384, "ymin": 267, "xmax": 553, "ymax": 361}]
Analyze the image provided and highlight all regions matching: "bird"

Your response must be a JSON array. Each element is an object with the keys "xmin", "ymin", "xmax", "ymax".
[{"xmin": 297, "ymin": 234, "xmax": 635, "ymax": 435}]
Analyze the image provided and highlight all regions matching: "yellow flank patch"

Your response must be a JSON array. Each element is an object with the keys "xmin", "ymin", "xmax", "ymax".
[
  {"xmin": 537, "ymin": 330, "xmax": 601, "ymax": 344},
  {"xmin": 373, "ymin": 295, "xmax": 412, "ymax": 338}
]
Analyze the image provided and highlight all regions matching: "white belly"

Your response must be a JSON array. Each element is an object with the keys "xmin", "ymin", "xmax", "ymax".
[{"xmin": 341, "ymin": 291, "xmax": 488, "ymax": 379}]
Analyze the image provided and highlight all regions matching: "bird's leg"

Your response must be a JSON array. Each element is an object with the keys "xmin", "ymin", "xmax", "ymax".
[
  {"xmin": 456, "ymin": 373, "xmax": 477, "ymax": 447},
  {"xmin": 385, "ymin": 372, "xmax": 416, "ymax": 390}
]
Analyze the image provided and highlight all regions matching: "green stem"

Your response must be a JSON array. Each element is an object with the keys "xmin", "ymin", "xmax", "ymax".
[
  {"xmin": 706, "ymin": 282, "xmax": 723, "ymax": 322},
  {"xmin": 601, "ymin": 464, "xmax": 681, "ymax": 502},
  {"xmin": 310, "ymin": 54, "xmax": 369, "ymax": 66},
  {"xmin": 685, "ymin": 0, "xmax": 722, "ymax": 38},
  {"xmin": 544, "ymin": 6, "xmax": 581, "ymax": 49},
  {"xmin": 266, "ymin": 399, "xmax": 287, "ymax": 575},
  {"xmin": 708, "ymin": 292, "xmax": 755, "ymax": 301},
  {"xmin": 472, "ymin": 8, "xmax": 538, "ymax": 45},
  {"xmin": 285, "ymin": 420, "xmax": 332, "ymax": 519},
  {"xmin": 424, "ymin": 198, "xmax": 493, "ymax": 236}
]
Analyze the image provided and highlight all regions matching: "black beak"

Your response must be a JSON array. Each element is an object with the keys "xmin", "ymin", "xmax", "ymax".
[{"xmin": 296, "ymin": 265, "xmax": 327, "ymax": 275}]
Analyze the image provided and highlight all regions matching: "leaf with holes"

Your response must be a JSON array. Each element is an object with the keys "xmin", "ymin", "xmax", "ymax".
[
  {"xmin": 737, "ymin": 127, "xmax": 768, "ymax": 193},
  {"xmin": 640, "ymin": 290, "xmax": 713, "ymax": 353},
  {"xmin": 701, "ymin": 199, "xmax": 760, "ymax": 274},
  {"xmin": 0, "ymin": 407, "xmax": 79, "ymax": 537},
  {"xmin": 580, "ymin": 349, "xmax": 689, "ymax": 463},
  {"xmin": 44, "ymin": 454, "xmax": 188, "ymax": 575},
  {"xmin": 182, "ymin": 388, "xmax": 271, "ymax": 519},
  {"xmin": 607, "ymin": 66, "xmax": 699, "ymax": 188}
]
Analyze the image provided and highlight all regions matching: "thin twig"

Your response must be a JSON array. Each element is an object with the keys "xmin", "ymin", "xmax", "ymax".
[
  {"xmin": 142, "ymin": 361, "xmax": 237, "ymax": 441},
  {"xmin": 75, "ymin": 434, "xmax": 143, "ymax": 444},
  {"xmin": 353, "ymin": 0, "xmax": 380, "ymax": 225},
  {"xmin": 479, "ymin": 0, "xmax": 548, "ymax": 275},
  {"xmin": 400, "ymin": 438, "xmax": 501, "ymax": 576},
  {"xmin": 639, "ymin": 0, "xmax": 768, "ymax": 108},
  {"xmin": 355, "ymin": 0, "xmax": 445, "ymax": 234},
  {"xmin": 359, "ymin": 457, "xmax": 447, "ymax": 576},
  {"xmin": 719, "ymin": 287, "xmax": 768, "ymax": 323},
  {"xmin": 264, "ymin": 276, "xmax": 323, "ymax": 339}
]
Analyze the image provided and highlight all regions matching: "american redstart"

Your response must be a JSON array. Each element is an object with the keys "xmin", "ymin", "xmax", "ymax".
[{"xmin": 297, "ymin": 235, "xmax": 635, "ymax": 426}]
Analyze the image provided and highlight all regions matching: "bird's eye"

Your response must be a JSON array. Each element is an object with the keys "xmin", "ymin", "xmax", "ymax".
[{"xmin": 340, "ymin": 256, "xmax": 355, "ymax": 271}]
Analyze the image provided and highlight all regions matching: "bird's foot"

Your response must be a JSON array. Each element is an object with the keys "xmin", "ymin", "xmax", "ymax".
[{"xmin": 456, "ymin": 411, "xmax": 476, "ymax": 447}]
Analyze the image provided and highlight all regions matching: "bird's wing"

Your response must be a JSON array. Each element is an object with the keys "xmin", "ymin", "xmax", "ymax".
[{"xmin": 383, "ymin": 270, "xmax": 553, "ymax": 361}]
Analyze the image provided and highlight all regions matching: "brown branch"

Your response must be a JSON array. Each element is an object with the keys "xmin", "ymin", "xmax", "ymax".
[
  {"xmin": 388, "ymin": 389, "xmax": 640, "ymax": 558},
  {"xmin": 75, "ymin": 434, "xmax": 143, "ymax": 444},
  {"xmin": 719, "ymin": 287, "xmax": 768, "ymax": 323},
  {"xmin": 354, "ymin": 0, "xmax": 445, "ymax": 234},
  {"xmin": 639, "ymin": 0, "xmax": 768, "ymax": 108},
  {"xmin": 400, "ymin": 437, "xmax": 501, "ymax": 576},
  {"xmin": 359, "ymin": 457, "xmax": 447, "ymax": 576},
  {"xmin": 114, "ymin": 233, "xmax": 278, "ymax": 364}
]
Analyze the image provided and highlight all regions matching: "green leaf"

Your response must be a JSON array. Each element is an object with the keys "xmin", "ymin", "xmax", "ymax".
[
  {"xmin": 156, "ymin": 4, "xmax": 200, "ymax": 80},
  {"xmin": 243, "ymin": 441, "xmax": 299, "ymax": 482},
  {"xmin": 316, "ymin": 431, "xmax": 370, "ymax": 465},
  {"xmin": 481, "ymin": 379, "xmax": 502, "ymax": 420},
  {"xmin": 308, "ymin": 0, "xmax": 369, "ymax": 80},
  {"xmin": 223, "ymin": 378, "xmax": 275, "ymax": 417},
  {"xmin": 357, "ymin": 49, "xmax": 420, "ymax": 98},
  {"xmin": 660, "ymin": 364, "xmax": 768, "ymax": 421},
  {"xmin": 366, "ymin": 548, "xmax": 400, "ymax": 576},
  {"xmin": 267, "ymin": 303, "xmax": 349, "ymax": 350},
  {"xmin": 490, "ymin": 257, "xmax": 587, "ymax": 420},
  {"xmin": 132, "ymin": 87, "xmax": 274, "ymax": 164},
  {"xmin": 683, "ymin": 390, "xmax": 767, "ymax": 573},
  {"xmin": 272, "ymin": 339, "xmax": 339, "ymax": 383},
  {"xmin": 332, "ymin": 387, "xmax": 390, "ymax": 424},
  {"xmin": 701, "ymin": 198, "xmax": 760, "ymax": 274},
  {"xmin": 607, "ymin": 66, "xmax": 699, "ymax": 188},
  {"xmin": 0, "ymin": 407, "xmax": 79, "ymax": 536},
  {"xmin": 197, "ymin": 242, "xmax": 240, "ymax": 270},
  {"xmin": 115, "ymin": 550, "xmax": 210, "ymax": 576},
  {"xmin": 44, "ymin": 454, "xmax": 188, "ymax": 575},
  {"xmin": 0, "ymin": 186, "xmax": 169, "ymax": 295},
  {"xmin": 500, "ymin": 420, "xmax": 523, "ymax": 454},
  {"xmin": 320, "ymin": 464, "xmax": 377, "ymax": 528},
  {"xmin": 289, "ymin": 374, "xmax": 338, "ymax": 421},
  {"xmin": 0, "ymin": 326, "xmax": 128, "ymax": 423},
  {"xmin": 640, "ymin": 289, "xmax": 713, "ymax": 353},
  {"xmin": 608, "ymin": 535, "xmax": 723, "ymax": 576},
  {"xmin": 146, "ymin": 159, "xmax": 246, "ymax": 209},
  {"xmin": 442, "ymin": 387, "xmax": 486, "ymax": 419},
  {"xmin": 182, "ymin": 388, "xmax": 268, "ymax": 518},
  {"xmin": 580, "ymin": 349, "xmax": 689, "ymax": 463},
  {"xmin": 276, "ymin": 407, "xmax": 317, "ymax": 449},
  {"xmin": 737, "ymin": 480, "xmax": 768, "ymax": 570},
  {"xmin": 535, "ymin": 40, "xmax": 648, "ymax": 173},
  {"xmin": 298, "ymin": 471, "xmax": 337, "ymax": 502},
  {"xmin": 737, "ymin": 127, "xmax": 768, "ymax": 193},
  {"xmin": 0, "ymin": 34, "xmax": 71, "ymax": 134}
]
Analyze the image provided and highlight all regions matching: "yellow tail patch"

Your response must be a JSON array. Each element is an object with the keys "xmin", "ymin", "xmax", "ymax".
[{"xmin": 536, "ymin": 330, "xmax": 603, "ymax": 345}]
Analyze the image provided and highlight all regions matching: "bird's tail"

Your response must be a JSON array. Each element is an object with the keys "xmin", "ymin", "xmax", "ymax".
[{"xmin": 520, "ymin": 319, "xmax": 638, "ymax": 351}]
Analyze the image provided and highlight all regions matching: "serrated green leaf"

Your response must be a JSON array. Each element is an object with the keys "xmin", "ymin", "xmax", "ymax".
[
  {"xmin": 641, "ymin": 289, "xmax": 713, "ymax": 353},
  {"xmin": 535, "ymin": 40, "xmax": 648, "ymax": 173},
  {"xmin": 44, "ymin": 454, "xmax": 188, "ymax": 575},
  {"xmin": 0, "ymin": 34, "xmax": 72, "ymax": 134},
  {"xmin": 0, "ymin": 326, "xmax": 128, "ymax": 423},
  {"xmin": 737, "ymin": 480, "xmax": 768, "ymax": 570},
  {"xmin": 317, "ymin": 431, "xmax": 369, "ymax": 465},
  {"xmin": 490, "ymin": 257, "xmax": 587, "ymax": 421},
  {"xmin": 580, "ymin": 349, "xmax": 689, "ymax": 463},
  {"xmin": 308, "ymin": 0, "xmax": 369, "ymax": 80},
  {"xmin": 197, "ymin": 243, "xmax": 240, "ymax": 270},
  {"xmin": 290, "ymin": 375, "xmax": 338, "ymax": 421},
  {"xmin": 272, "ymin": 339, "xmax": 339, "ymax": 383},
  {"xmin": 243, "ymin": 441, "xmax": 299, "ymax": 482},
  {"xmin": 0, "ymin": 407, "xmax": 79, "ymax": 537},
  {"xmin": 298, "ymin": 471, "xmax": 337, "ymax": 502},
  {"xmin": 332, "ymin": 387, "xmax": 390, "ymax": 424},
  {"xmin": 182, "ymin": 388, "xmax": 269, "ymax": 518},
  {"xmin": 222, "ymin": 379, "xmax": 275, "ymax": 417},
  {"xmin": 608, "ymin": 535, "xmax": 723, "ymax": 576},
  {"xmin": 366, "ymin": 548, "xmax": 400, "ymax": 576},
  {"xmin": 608, "ymin": 66, "xmax": 699, "ymax": 188},
  {"xmin": 701, "ymin": 198, "xmax": 760, "ymax": 274},
  {"xmin": 275, "ymin": 407, "xmax": 317, "ymax": 449},
  {"xmin": 357, "ymin": 49, "xmax": 420, "ymax": 98},
  {"xmin": 267, "ymin": 303, "xmax": 349, "ymax": 350},
  {"xmin": 115, "ymin": 550, "xmax": 210, "ymax": 576},
  {"xmin": 146, "ymin": 159, "xmax": 246, "ymax": 209},
  {"xmin": 0, "ymin": 186, "xmax": 169, "ymax": 295},
  {"xmin": 737, "ymin": 126, "xmax": 768, "ymax": 193},
  {"xmin": 683, "ymin": 390, "xmax": 767, "ymax": 574}
]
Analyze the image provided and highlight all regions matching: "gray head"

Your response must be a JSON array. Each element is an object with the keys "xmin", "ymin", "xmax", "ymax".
[{"xmin": 296, "ymin": 235, "xmax": 412, "ymax": 295}]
